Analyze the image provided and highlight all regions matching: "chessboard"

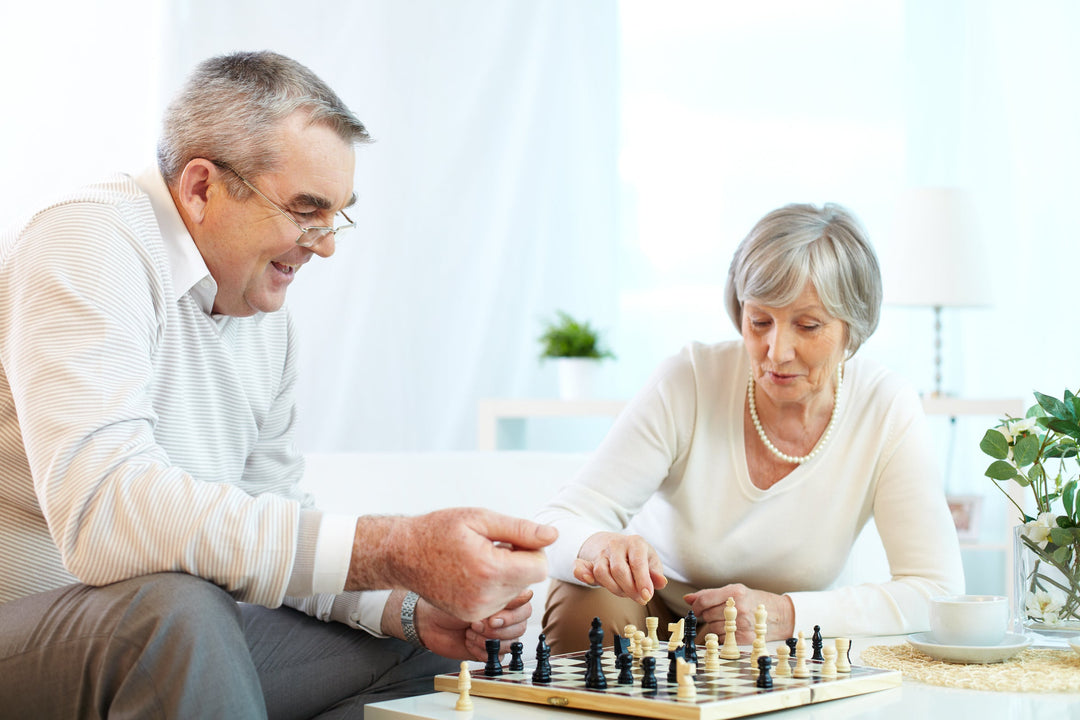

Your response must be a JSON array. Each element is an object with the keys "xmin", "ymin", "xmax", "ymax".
[{"xmin": 434, "ymin": 648, "xmax": 901, "ymax": 720}]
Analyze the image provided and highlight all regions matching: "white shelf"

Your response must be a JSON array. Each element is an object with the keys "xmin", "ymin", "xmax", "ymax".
[{"xmin": 476, "ymin": 396, "xmax": 1027, "ymax": 450}]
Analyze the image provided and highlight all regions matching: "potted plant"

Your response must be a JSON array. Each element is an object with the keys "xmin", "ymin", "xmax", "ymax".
[
  {"xmin": 538, "ymin": 311, "xmax": 615, "ymax": 400},
  {"xmin": 979, "ymin": 389, "xmax": 1080, "ymax": 638}
]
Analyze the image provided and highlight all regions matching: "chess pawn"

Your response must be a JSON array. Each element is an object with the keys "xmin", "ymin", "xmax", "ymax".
[
  {"xmin": 835, "ymin": 638, "xmax": 852, "ymax": 673},
  {"xmin": 775, "ymin": 643, "xmax": 791, "ymax": 677},
  {"xmin": 821, "ymin": 645, "xmax": 838, "ymax": 679},
  {"xmin": 720, "ymin": 597, "xmax": 740, "ymax": 660},
  {"xmin": 509, "ymin": 641, "xmax": 524, "ymax": 672},
  {"xmin": 641, "ymin": 656, "xmax": 658, "ymax": 691},
  {"xmin": 704, "ymin": 633, "xmax": 720, "ymax": 672},
  {"xmin": 623, "ymin": 624, "xmax": 638, "ymax": 650},
  {"xmin": 455, "ymin": 661, "xmax": 473, "ymax": 711},
  {"xmin": 634, "ymin": 630, "xmax": 647, "ymax": 661},
  {"xmin": 793, "ymin": 631, "xmax": 809, "ymax": 679},
  {"xmin": 756, "ymin": 655, "xmax": 773, "ymax": 689},
  {"xmin": 754, "ymin": 603, "xmax": 767, "ymax": 640}
]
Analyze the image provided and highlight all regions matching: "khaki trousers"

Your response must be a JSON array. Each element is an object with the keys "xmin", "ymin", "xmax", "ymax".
[{"xmin": 541, "ymin": 579, "xmax": 682, "ymax": 654}]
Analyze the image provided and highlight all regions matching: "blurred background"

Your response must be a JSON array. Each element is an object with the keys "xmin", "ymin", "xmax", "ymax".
[{"xmin": 3, "ymin": 2, "xmax": 1077, "ymax": 568}]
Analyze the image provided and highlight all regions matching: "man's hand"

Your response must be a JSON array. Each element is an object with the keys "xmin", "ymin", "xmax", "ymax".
[
  {"xmin": 683, "ymin": 584, "xmax": 794, "ymax": 643},
  {"xmin": 574, "ymin": 531, "xmax": 667, "ymax": 605},
  {"xmin": 381, "ymin": 589, "xmax": 535, "ymax": 660},
  {"xmin": 349, "ymin": 508, "xmax": 557, "ymax": 621}
]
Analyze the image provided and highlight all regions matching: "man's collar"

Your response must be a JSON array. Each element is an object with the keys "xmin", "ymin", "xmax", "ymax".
[{"xmin": 133, "ymin": 166, "xmax": 217, "ymax": 313}]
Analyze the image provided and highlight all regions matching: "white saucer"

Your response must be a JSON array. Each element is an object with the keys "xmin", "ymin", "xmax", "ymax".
[{"xmin": 906, "ymin": 632, "xmax": 1032, "ymax": 664}]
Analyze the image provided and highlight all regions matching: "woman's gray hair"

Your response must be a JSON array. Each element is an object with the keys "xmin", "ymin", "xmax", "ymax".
[
  {"xmin": 724, "ymin": 203, "xmax": 882, "ymax": 356},
  {"xmin": 157, "ymin": 51, "xmax": 371, "ymax": 195}
]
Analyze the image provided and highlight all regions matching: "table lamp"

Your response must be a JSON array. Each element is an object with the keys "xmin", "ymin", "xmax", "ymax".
[{"xmin": 883, "ymin": 187, "xmax": 991, "ymax": 397}]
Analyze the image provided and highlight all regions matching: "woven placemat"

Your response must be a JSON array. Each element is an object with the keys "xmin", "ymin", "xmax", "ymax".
[{"xmin": 861, "ymin": 644, "xmax": 1080, "ymax": 692}]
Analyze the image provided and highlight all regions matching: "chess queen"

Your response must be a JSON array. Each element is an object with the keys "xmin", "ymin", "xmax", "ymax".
[{"xmin": 536, "ymin": 203, "xmax": 965, "ymax": 653}]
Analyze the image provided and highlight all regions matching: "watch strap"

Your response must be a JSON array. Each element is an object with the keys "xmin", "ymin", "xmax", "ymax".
[{"xmin": 401, "ymin": 591, "xmax": 424, "ymax": 647}]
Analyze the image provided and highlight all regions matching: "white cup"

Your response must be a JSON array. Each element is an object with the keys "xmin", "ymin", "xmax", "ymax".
[{"xmin": 929, "ymin": 595, "xmax": 1009, "ymax": 646}]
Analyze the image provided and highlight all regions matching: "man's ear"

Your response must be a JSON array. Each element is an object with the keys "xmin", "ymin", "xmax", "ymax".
[{"xmin": 175, "ymin": 159, "xmax": 218, "ymax": 224}]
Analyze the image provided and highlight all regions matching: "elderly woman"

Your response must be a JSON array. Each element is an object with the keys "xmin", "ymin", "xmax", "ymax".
[{"xmin": 536, "ymin": 203, "xmax": 964, "ymax": 652}]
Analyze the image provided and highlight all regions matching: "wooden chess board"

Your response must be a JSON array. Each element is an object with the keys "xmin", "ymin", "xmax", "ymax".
[{"xmin": 434, "ymin": 648, "xmax": 901, "ymax": 720}]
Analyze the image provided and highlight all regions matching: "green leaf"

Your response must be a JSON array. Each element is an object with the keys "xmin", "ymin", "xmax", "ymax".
[
  {"xmin": 1013, "ymin": 434, "xmax": 1040, "ymax": 466},
  {"xmin": 985, "ymin": 460, "xmax": 1018, "ymax": 480},
  {"xmin": 1050, "ymin": 527, "xmax": 1073, "ymax": 546},
  {"xmin": 1053, "ymin": 545, "xmax": 1072, "ymax": 565},
  {"xmin": 1035, "ymin": 390, "xmax": 1072, "ymax": 421},
  {"xmin": 1046, "ymin": 418, "xmax": 1080, "ymax": 438},
  {"xmin": 1065, "ymin": 480, "xmax": 1077, "ymax": 517},
  {"xmin": 979, "ymin": 429, "xmax": 1010, "ymax": 460},
  {"xmin": 1029, "ymin": 464, "xmax": 1044, "ymax": 485}
]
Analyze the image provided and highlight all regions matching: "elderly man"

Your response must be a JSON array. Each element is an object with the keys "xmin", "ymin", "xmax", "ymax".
[{"xmin": 0, "ymin": 51, "xmax": 555, "ymax": 718}]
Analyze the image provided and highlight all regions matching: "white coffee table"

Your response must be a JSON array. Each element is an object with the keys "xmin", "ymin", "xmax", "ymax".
[{"xmin": 365, "ymin": 636, "xmax": 1080, "ymax": 720}]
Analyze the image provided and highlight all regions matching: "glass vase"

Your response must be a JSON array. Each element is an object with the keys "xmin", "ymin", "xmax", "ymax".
[{"xmin": 1012, "ymin": 524, "xmax": 1080, "ymax": 642}]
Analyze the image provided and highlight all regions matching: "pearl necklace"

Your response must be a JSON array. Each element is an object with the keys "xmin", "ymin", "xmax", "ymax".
[{"xmin": 747, "ymin": 364, "xmax": 843, "ymax": 465}]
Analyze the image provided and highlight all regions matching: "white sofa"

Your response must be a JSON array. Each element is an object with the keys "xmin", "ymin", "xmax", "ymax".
[
  {"xmin": 301, "ymin": 451, "xmax": 590, "ymax": 650},
  {"xmin": 300, "ymin": 451, "xmax": 890, "ymax": 652}
]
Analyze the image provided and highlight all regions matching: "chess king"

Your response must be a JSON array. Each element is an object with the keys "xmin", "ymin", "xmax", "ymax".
[{"xmin": 536, "ymin": 202, "xmax": 964, "ymax": 652}]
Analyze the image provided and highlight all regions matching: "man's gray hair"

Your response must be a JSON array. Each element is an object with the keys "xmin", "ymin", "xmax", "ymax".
[
  {"xmin": 157, "ymin": 51, "xmax": 370, "ymax": 193},
  {"xmin": 724, "ymin": 203, "xmax": 882, "ymax": 356}
]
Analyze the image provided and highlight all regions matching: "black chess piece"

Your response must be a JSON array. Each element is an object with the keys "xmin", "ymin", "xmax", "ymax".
[
  {"xmin": 509, "ymin": 641, "xmax": 524, "ymax": 672},
  {"xmin": 811, "ymin": 625, "xmax": 824, "ymax": 662},
  {"xmin": 617, "ymin": 652, "xmax": 634, "ymax": 685},
  {"xmin": 532, "ymin": 634, "xmax": 552, "ymax": 684},
  {"xmin": 666, "ymin": 647, "xmax": 684, "ymax": 684},
  {"xmin": 585, "ymin": 617, "xmax": 607, "ymax": 689},
  {"xmin": 756, "ymin": 655, "xmax": 773, "ymax": 688},
  {"xmin": 613, "ymin": 632, "xmax": 626, "ymax": 658},
  {"xmin": 484, "ymin": 638, "xmax": 502, "ymax": 676},
  {"xmin": 640, "ymin": 656, "xmax": 658, "ymax": 692},
  {"xmin": 683, "ymin": 609, "xmax": 698, "ymax": 664},
  {"xmin": 785, "ymin": 637, "xmax": 798, "ymax": 660}
]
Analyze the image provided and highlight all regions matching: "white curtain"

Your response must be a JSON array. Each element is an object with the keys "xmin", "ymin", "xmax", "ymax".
[
  {"xmin": 4, "ymin": 0, "xmax": 1080, "ymax": 459},
  {"xmin": 160, "ymin": 0, "xmax": 621, "ymax": 451}
]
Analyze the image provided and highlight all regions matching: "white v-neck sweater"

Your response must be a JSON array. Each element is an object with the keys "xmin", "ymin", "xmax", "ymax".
[{"xmin": 537, "ymin": 341, "xmax": 965, "ymax": 636}]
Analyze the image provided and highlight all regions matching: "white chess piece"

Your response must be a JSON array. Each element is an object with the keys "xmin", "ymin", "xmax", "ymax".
[
  {"xmin": 793, "ymin": 631, "xmax": 809, "ymax": 679},
  {"xmin": 646, "ymin": 616, "xmax": 660, "ymax": 653},
  {"xmin": 821, "ymin": 645, "xmax": 838, "ymax": 679},
  {"xmin": 634, "ymin": 631, "xmax": 647, "ymax": 661},
  {"xmin": 704, "ymin": 633, "xmax": 720, "ymax": 672},
  {"xmin": 720, "ymin": 597, "xmax": 740, "ymax": 659},
  {"xmin": 455, "ymin": 661, "xmax": 473, "ymax": 711},
  {"xmin": 676, "ymin": 657, "xmax": 697, "ymax": 700},
  {"xmin": 624, "ymin": 624, "xmax": 638, "ymax": 656},
  {"xmin": 835, "ymin": 638, "xmax": 852, "ymax": 673},
  {"xmin": 775, "ymin": 644, "xmax": 791, "ymax": 677},
  {"xmin": 667, "ymin": 618, "xmax": 685, "ymax": 653}
]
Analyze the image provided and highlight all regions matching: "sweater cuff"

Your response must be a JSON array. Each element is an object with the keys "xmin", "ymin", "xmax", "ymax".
[{"xmin": 286, "ymin": 510, "xmax": 357, "ymax": 597}]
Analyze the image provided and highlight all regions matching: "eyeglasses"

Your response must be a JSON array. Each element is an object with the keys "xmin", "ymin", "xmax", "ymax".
[{"xmin": 213, "ymin": 161, "xmax": 355, "ymax": 248}]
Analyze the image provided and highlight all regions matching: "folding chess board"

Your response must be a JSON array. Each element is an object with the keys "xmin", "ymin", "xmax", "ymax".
[{"xmin": 434, "ymin": 648, "xmax": 901, "ymax": 720}]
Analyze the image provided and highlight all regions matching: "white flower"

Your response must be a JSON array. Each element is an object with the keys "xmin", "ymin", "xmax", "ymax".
[
  {"xmin": 1026, "ymin": 589, "xmax": 1064, "ymax": 624},
  {"xmin": 1022, "ymin": 512, "xmax": 1058, "ymax": 544},
  {"xmin": 1004, "ymin": 417, "xmax": 1040, "ymax": 441}
]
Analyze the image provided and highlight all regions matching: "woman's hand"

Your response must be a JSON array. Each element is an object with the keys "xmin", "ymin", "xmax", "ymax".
[
  {"xmin": 574, "ymin": 531, "xmax": 667, "ymax": 604},
  {"xmin": 684, "ymin": 584, "xmax": 794, "ymax": 643}
]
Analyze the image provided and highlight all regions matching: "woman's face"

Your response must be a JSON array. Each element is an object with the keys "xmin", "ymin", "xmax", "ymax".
[{"xmin": 741, "ymin": 282, "xmax": 847, "ymax": 409}]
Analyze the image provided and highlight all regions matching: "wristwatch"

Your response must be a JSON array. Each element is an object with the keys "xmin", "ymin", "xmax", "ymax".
[{"xmin": 401, "ymin": 591, "xmax": 424, "ymax": 648}]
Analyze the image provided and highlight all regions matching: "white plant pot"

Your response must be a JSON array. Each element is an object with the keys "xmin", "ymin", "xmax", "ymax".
[{"xmin": 556, "ymin": 358, "xmax": 600, "ymax": 400}]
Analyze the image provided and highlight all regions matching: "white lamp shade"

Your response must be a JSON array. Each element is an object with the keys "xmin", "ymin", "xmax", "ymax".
[{"xmin": 882, "ymin": 187, "xmax": 993, "ymax": 308}]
